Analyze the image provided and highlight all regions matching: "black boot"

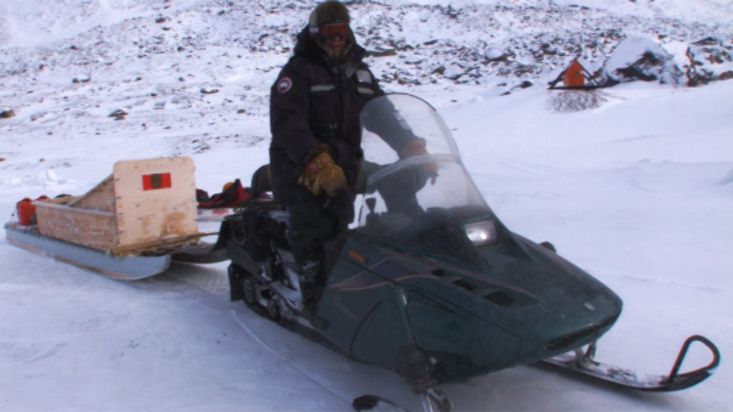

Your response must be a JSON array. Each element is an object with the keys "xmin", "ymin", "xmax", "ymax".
[
  {"xmin": 298, "ymin": 260, "xmax": 330, "ymax": 329},
  {"xmin": 299, "ymin": 259, "xmax": 321, "ymax": 312}
]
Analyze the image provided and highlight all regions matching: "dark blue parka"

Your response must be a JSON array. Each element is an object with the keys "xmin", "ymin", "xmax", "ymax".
[{"xmin": 269, "ymin": 27, "xmax": 387, "ymax": 206}]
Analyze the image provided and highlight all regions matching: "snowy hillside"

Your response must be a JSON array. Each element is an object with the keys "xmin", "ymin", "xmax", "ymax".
[
  {"xmin": 0, "ymin": 0, "xmax": 731, "ymax": 187},
  {"xmin": 1, "ymin": 1, "xmax": 732, "ymax": 411}
]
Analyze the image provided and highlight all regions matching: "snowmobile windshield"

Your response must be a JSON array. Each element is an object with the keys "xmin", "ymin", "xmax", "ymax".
[{"xmin": 356, "ymin": 94, "xmax": 497, "ymax": 254}]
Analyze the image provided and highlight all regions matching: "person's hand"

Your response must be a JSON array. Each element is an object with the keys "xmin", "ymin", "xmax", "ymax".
[
  {"xmin": 399, "ymin": 138, "xmax": 438, "ymax": 178},
  {"xmin": 298, "ymin": 151, "xmax": 347, "ymax": 197},
  {"xmin": 398, "ymin": 138, "xmax": 428, "ymax": 158}
]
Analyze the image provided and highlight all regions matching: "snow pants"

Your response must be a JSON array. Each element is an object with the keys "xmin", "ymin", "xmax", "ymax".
[{"xmin": 286, "ymin": 190, "xmax": 353, "ymax": 267}]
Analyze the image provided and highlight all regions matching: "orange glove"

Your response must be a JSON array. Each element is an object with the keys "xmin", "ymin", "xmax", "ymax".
[{"xmin": 298, "ymin": 151, "xmax": 347, "ymax": 197}]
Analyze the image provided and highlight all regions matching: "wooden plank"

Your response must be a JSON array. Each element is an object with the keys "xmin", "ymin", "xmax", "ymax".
[
  {"xmin": 112, "ymin": 157, "xmax": 199, "ymax": 249},
  {"xmin": 35, "ymin": 201, "xmax": 117, "ymax": 251},
  {"xmin": 68, "ymin": 175, "xmax": 115, "ymax": 212},
  {"xmin": 111, "ymin": 232, "xmax": 216, "ymax": 256}
]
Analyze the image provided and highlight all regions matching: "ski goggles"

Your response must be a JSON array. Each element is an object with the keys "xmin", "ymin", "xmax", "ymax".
[{"xmin": 318, "ymin": 23, "xmax": 349, "ymax": 40}]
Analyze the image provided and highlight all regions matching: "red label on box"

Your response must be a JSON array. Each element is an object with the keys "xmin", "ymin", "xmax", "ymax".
[{"xmin": 142, "ymin": 173, "xmax": 172, "ymax": 190}]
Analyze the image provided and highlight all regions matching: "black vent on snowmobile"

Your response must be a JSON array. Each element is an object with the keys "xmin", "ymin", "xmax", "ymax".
[
  {"xmin": 484, "ymin": 291, "xmax": 514, "ymax": 307},
  {"xmin": 452, "ymin": 278, "xmax": 476, "ymax": 291},
  {"xmin": 545, "ymin": 314, "xmax": 619, "ymax": 351},
  {"xmin": 449, "ymin": 277, "xmax": 522, "ymax": 308}
]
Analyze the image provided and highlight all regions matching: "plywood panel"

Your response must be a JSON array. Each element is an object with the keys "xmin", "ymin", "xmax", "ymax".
[
  {"xmin": 112, "ymin": 157, "xmax": 198, "ymax": 248},
  {"xmin": 69, "ymin": 175, "xmax": 115, "ymax": 212},
  {"xmin": 36, "ymin": 202, "xmax": 117, "ymax": 251}
]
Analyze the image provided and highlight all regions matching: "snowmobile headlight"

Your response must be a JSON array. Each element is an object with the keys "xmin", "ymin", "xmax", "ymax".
[{"xmin": 463, "ymin": 220, "xmax": 497, "ymax": 246}]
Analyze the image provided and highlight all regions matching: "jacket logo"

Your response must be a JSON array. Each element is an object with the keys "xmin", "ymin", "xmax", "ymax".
[{"xmin": 276, "ymin": 77, "xmax": 293, "ymax": 94}]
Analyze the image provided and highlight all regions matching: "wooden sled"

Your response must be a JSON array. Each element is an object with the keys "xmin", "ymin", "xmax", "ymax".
[{"xmin": 6, "ymin": 157, "xmax": 225, "ymax": 279}]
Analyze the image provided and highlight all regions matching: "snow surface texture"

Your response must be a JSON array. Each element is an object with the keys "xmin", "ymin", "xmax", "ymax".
[{"xmin": 1, "ymin": 1, "xmax": 732, "ymax": 411}]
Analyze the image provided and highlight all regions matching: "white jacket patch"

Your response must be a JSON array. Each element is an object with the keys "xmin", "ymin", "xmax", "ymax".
[{"xmin": 356, "ymin": 69, "xmax": 372, "ymax": 84}]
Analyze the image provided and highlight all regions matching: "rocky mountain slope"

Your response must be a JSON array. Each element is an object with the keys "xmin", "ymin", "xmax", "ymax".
[{"xmin": 0, "ymin": 0, "xmax": 731, "ymax": 167}]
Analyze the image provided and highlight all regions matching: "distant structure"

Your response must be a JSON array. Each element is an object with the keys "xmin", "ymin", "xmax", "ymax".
[{"xmin": 548, "ymin": 58, "xmax": 594, "ymax": 89}]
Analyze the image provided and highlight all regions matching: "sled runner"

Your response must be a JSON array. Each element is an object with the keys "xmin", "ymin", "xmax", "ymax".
[{"xmin": 5, "ymin": 222, "xmax": 173, "ymax": 280}]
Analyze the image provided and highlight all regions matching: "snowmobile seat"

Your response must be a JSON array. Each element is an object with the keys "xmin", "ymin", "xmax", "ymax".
[{"xmin": 250, "ymin": 164, "xmax": 272, "ymax": 198}]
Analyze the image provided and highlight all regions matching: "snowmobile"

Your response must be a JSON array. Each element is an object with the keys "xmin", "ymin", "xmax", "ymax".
[{"xmin": 219, "ymin": 94, "xmax": 720, "ymax": 412}]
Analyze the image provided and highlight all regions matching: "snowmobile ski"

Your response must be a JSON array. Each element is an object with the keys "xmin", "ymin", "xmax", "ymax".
[
  {"xmin": 5, "ymin": 223, "xmax": 171, "ymax": 280},
  {"xmin": 418, "ymin": 388, "xmax": 452, "ymax": 412},
  {"xmin": 352, "ymin": 387, "xmax": 451, "ymax": 412},
  {"xmin": 541, "ymin": 335, "xmax": 720, "ymax": 391}
]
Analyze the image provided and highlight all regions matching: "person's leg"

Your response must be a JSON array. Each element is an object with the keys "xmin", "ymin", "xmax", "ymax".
[
  {"xmin": 287, "ymin": 196, "xmax": 335, "ymax": 308},
  {"xmin": 288, "ymin": 197, "xmax": 335, "ymax": 263}
]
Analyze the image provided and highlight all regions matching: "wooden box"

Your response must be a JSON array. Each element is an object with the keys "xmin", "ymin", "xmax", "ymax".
[{"xmin": 35, "ymin": 157, "xmax": 200, "ymax": 255}]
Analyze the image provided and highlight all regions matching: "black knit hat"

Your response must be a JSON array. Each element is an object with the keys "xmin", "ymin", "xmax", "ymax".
[{"xmin": 308, "ymin": 1, "xmax": 350, "ymax": 34}]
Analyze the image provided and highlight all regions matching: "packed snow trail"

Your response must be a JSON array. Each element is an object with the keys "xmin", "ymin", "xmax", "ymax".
[{"xmin": 231, "ymin": 310, "xmax": 355, "ymax": 409}]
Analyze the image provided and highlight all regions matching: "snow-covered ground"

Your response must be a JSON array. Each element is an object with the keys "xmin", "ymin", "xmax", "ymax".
[{"xmin": 1, "ymin": 1, "xmax": 732, "ymax": 411}]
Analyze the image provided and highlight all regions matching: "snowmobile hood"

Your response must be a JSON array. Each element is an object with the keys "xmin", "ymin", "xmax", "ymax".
[
  {"xmin": 331, "ymin": 229, "xmax": 622, "ymax": 381},
  {"xmin": 343, "ymin": 228, "xmax": 622, "ymax": 337}
]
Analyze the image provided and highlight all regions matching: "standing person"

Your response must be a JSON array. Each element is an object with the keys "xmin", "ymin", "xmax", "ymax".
[{"xmin": 269, "ymin": 1, "xmax": 428, "ymax": 311}]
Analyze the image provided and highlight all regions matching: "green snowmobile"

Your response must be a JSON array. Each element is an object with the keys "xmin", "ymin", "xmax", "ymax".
[{"xmin": 219, "ymin": 94, "xmax": 719, "ymax": 412}]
